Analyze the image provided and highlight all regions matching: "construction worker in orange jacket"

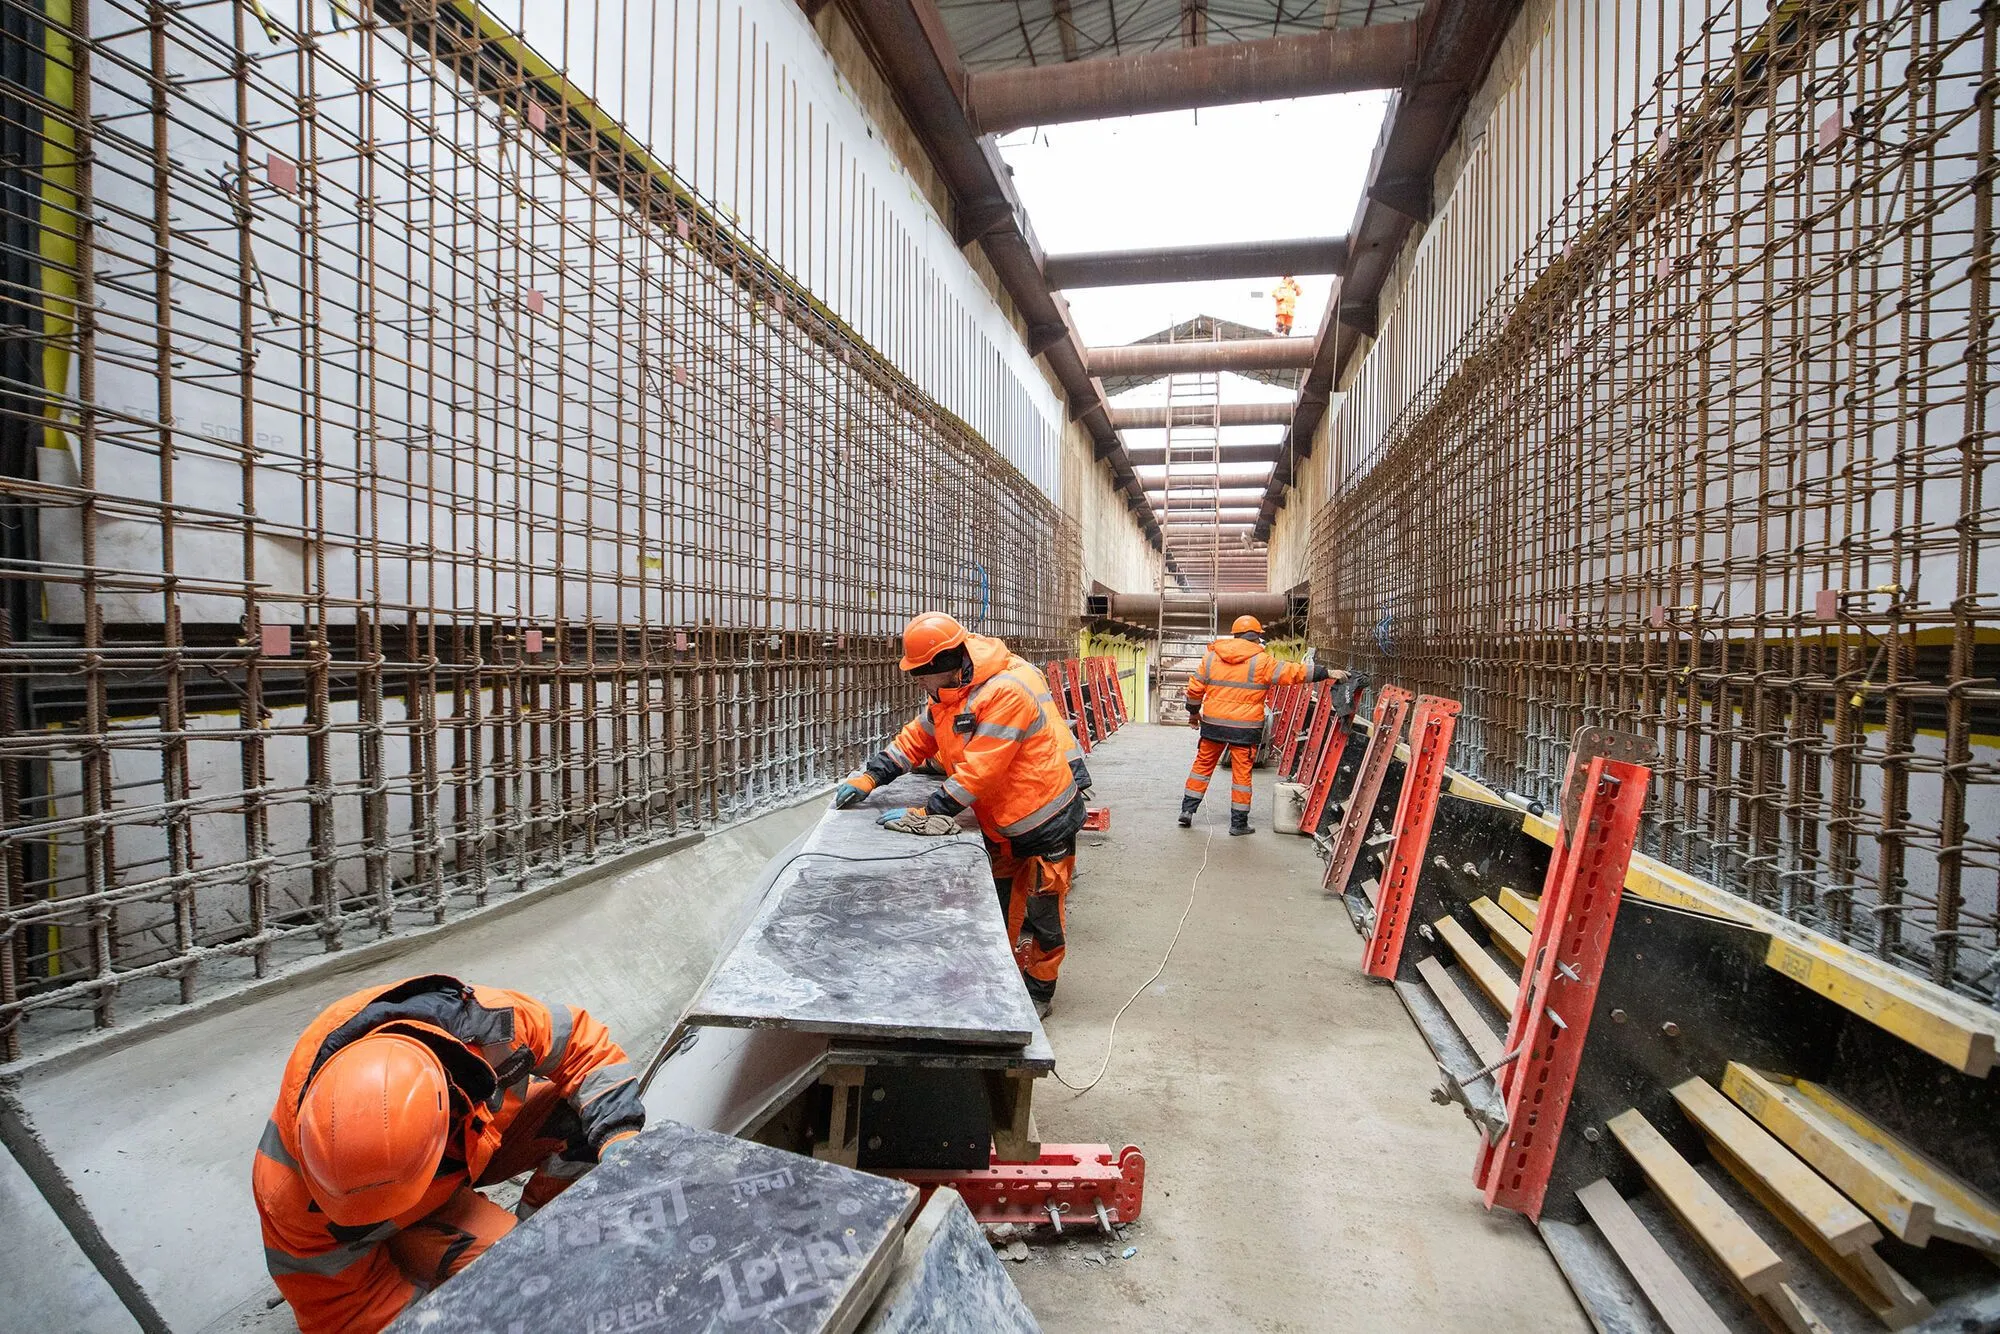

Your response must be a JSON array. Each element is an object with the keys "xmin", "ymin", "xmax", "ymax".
[
  {"xmin": 832, "ymin": 612, "xmax": 1086, "ymax": 1014},
  {"xmin": 253, "ymin": 974, "xmax": 645, "ymax": 1333},
  {"xmin": 1273, "ymin": 275, "xmax": 1302, "ymax": 335},
  {"xmin": 1182, "ymin": 615, "xmax": 1342, "ymax": 835}
]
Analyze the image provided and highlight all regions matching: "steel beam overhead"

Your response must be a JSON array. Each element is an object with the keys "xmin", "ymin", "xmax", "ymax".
[
  {"xmin": 1088, "ymin": 338, "xmax": 1316, "ymax": 379},
  {"xmin": 1254, "ymin": 0, "xmax": 1525, "ymax": 538},
  {"xmin": 966, "ymin": 22, "xmax": 1421, "ymax": 134},
  {"xmin": 1110, "ymin": 403, "xmax": 1296, "ymax": 430},
  {"xmin": 1044, "ymin": 237, "xmax": 1348, "ymax": 289}
]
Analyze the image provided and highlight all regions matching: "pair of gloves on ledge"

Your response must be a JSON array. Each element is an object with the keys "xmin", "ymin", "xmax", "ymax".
[{"xmin": 830, "ymin": 772, "xmax": 960, "ymax": 836}]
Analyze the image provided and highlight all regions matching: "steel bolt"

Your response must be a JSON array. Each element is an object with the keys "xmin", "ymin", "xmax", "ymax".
[
  {"xmin": 1582, "ymin": 1126, "xmax": 1601, "ymax": 1143},
  {"xmin": 1661, "ymin": 1021, "xmax": 1680, "ymax": 1038},
  {"xmin": 1611, "ymin": 1008, "xmax": 1627, "ymax": 1023}
]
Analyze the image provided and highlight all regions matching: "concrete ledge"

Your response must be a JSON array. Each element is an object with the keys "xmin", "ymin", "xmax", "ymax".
[{"xmin": 4, "ymin": 830, "xmax": 706, "ymax": 1086}]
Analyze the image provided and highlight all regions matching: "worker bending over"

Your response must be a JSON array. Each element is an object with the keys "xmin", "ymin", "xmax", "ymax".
[
  {"xmin": 254, "ymin": 974, "xmax": 645, "ymax": 1332},
  {"xmin": 834, "ymin": 612, "xmax": 1086, "ymax": 1015},
  {"xmin": 1273, "ymin": 274, "xmax": 1302, "ymax": 336},
  {"xmin": 1181, "ymin": 615, "xmax": 1341, "ymax": 835}
]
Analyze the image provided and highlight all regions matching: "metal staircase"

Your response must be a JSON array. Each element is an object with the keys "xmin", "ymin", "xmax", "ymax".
[{"xmin": 1154, "ymin": 331, "xmax": 1224, "ymax": 723}]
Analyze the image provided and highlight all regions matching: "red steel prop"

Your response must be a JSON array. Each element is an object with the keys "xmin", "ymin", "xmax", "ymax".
[
  {"xmin": 1476, "ymin": 751, "xmax": 1652, "ymax": 1218},
  {"xmin": 1361, "ymin": 695, "xmax": 1462, "ymax": 979},
  {"xmin": 1319, "ymin": 687, "xmax": 1413, "ymax": 894}
]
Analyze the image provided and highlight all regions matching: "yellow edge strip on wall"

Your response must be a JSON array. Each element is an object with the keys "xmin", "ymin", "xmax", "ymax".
[
  {"xmin": 37, "ymin": 0, "xmax": 80, "ymax": 455},
  {"xmin": 1514, "ymin": 808, "xmax": 1997, "ymax": 1078}
]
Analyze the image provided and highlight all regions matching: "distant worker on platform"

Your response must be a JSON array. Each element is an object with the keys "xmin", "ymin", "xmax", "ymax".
[
  {"xmin": 833, "ymin": 612, "xmax": 1086, "ymax": 1016},
  {"xmin": 254, "ymin": 975, "xmax": 645, "ymax": 1333},
  {"xmin": 1181, "ymin": 615, "xmax": 1343, "ymax": 836},
  {"xmin": 1273, "ymin": 274, "xmax": 1302, "ymax": 336}
]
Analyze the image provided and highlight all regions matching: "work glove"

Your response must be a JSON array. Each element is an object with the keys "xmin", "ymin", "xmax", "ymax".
[
  {"xmin": 832, "ymin": 772, "xmax": 876, "ymax": 809},
  {"xmin": 1310, "ymin": 663, "xmax": 1342, "ymax": 684},
  {"xmin": 877, "ymin": 807, "xmax": 960, "ymax": 836}
]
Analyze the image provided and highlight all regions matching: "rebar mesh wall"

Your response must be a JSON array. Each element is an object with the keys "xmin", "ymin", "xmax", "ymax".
[
  {"xmin": 0, "ymin": 0, "xmax": 1082, "ymax": 1059},
  {"xmin": 1306, "ymin": 0, "xmax": 1997, "ymax": 1002}
]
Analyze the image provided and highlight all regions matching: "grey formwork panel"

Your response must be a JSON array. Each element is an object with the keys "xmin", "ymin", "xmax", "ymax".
[
  {"xmin": 830, "ymin": 1020, "xmax": 1055, "ymax": 1073},
  {"xmin": 861, "ymin": 1188, "xmax": 1041, "ymax": 1334},
  {"xmin": 388, "ymin": 1120, "xmax": 916, "ymax": 1334},
  {"xmin": 687, "ymin": 777, "xmax": 1038, "ymax": 1047}
]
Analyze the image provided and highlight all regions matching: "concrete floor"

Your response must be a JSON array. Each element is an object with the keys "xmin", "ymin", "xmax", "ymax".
[{"xmin": 1011, "ymin": 723, "xmax": 1588, "ymax": 1333}]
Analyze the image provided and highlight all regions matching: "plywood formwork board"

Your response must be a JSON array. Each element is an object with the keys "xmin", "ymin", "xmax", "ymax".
[
  {"xmin": 1786, "ymin": 1073, "xmax": 2000, "ymax": 1256},
  {"xmin": 1471, "ymin": 896, "xmax": 1532, "ymax": 966},
  {"xmin": 1434, "ymin": 915, "xmax": 1519, "ymax": 1015},
  {"xmin": 1415, "ymin": 955, "xmax": 1505, "ymax": 1067},
  {"xmin": 1606, "ymin": 1108, "xmax": 1790, "ymax": 1299},
  {"xmin": 1500, "ymin": 886, "xmax": 1540, "ymax": 931},
  {"xmin": 1668, "ymin": 1079, "xmax": 1878, "ymax": 1253},
  {"xmin": 1673, "ymin": 1080, "xmax": 1930, "ymax": 1328},
  {"xmin": 1575, "ymin": 1178, "xmax": 1733, "ymax": 1334},
  {"xmin": 1720, "ymin": 1064, "xmax": 1968, "ymax": 1256}
]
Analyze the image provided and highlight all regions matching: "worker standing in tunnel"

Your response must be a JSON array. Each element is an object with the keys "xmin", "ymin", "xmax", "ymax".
[
  {"xmin": 1273, "ymin": 274, "xmax": 1302, "ymax": 336},
  {"xmin": 253, "ymin": 975, "xmax": 645, "ymax": 1333},
  {"xmin": 1182, "ymin": 615, "xmax": 1343, "ymax": 836},
  {"xmin": 833, "ymin": 612, "xmax": 1086, "ymax": 1016}
]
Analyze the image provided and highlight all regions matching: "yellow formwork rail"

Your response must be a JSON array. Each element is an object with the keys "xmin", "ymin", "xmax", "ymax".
[{"xmin": 1079, "ymin": 632, "xmax": 1146, "ymax": 725}]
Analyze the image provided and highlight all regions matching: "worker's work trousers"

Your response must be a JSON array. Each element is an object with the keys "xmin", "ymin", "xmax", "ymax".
[
  {"xmin": 1185, "ymin": 737, "xmax": 1256, "ymax": 813},
  {"xmin": 384, "ymin": 1081, "xmax": 589, "ymax": 1290},
  {"xmin": 1275, "ymin": 313, "xmax": 1294, "ymax": 335},
  {"xmin": 990, "ymin": 843, "xmax": 1075, "ymax": 1003}
]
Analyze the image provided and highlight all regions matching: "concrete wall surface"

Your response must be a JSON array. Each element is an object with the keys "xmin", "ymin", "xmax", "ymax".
[{"xmin": 0, "ymin": 795, "xmax": 823, "ymax": 1334}]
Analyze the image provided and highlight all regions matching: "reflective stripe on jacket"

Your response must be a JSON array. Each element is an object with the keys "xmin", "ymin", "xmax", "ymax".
[
  {"xmin": 864, "ymin": 634, "xmax": 1081, "ymax": 843},
  {"xmin": 1184, "ymin": 636, "xmax": 1308, "ymax": 745},
  {"xmin": 253, "ymin": 975, "xmax": 642, "ymax": 1333}
]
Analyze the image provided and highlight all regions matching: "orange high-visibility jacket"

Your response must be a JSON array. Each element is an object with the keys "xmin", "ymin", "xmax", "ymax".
[
  {"xmin": 1274, "ymin": 277, "xmax": 1301, "ymax": 316},
  {"xmin": 253, "ymin": 975, "xmax": 643, "ymax": 1334},
  {"xmin": 1185, "ymin": 636, "xmax": 1309, "ymax": 745},
  {"xmin": 865, "ymin": 634, "xmax": 1084, "ymax": 851}
]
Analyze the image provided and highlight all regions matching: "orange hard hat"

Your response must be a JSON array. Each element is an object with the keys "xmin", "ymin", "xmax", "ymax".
[
  {"xmin": 297, "ymin": 1032, "xmax": 451, "ymax": 1227},
  {"xmin": 899, "ymin": 612, "xmax": 969, "ymax": 671},
  {"xmin": 1231, "ymin": 615, "xmax": 1264, "ymax": 636}
]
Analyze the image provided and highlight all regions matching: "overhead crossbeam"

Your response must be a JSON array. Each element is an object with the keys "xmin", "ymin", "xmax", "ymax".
[
  {"xmin": 1109, "ymin": 403, "xmax": 1295, "ymax": 430},
  {"xmin": 1045, "ymin": 237, "xmax": 1347, "ymax": 289},
  {"xmin": 966, "ymin": 22, "xmax": 1421, "ymax": 135},
  {"xmin": 1087, "ymin": 338, "xmax": 1315, "ymax": 379}
]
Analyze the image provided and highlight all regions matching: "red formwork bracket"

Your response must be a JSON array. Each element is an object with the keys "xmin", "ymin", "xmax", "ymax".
[
  {"xmin": 1275, "ymin": 682, "xmax": 1316, "ymax": 780},
  {"xmin": 1065, "ymin": 659, "xmax": 1094, "ymax": 751},
  {"xmin": 1289, "ymin": 682, "xmax": 1337, "ymax": 787},
  {"xmin": 1104, "ymin": 658, "xmax": 1129, "ymax": 727},
  {"xmin": 1362, "ymin": 695, "xmax": 1462, "ymax": 979},
  {"xmin": 1094, "ymin": 657, "xmax": 1126, "ymax": 731},
  {"xmin": 1084, "ymin": 659, "xmax": 1110, "ymax": 743},
  {"xmin": 1044, "ymin": 661, "xmax": 1071, "ymax": 727},
  {"xmin": 1298, "ymin": 687, "xmax": 1359, "ymax": 835},
  {"xmin": 1475, "ymin": 751, "xmax": 1652, "ymax": 1220},
  {"xmin": 898, "ymin": 1144, "xmax": 1146, "ymax": 1230},
  {"xmin": 1320, "ymin": 686, "xmax": 1414, "ymax": 894}
]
